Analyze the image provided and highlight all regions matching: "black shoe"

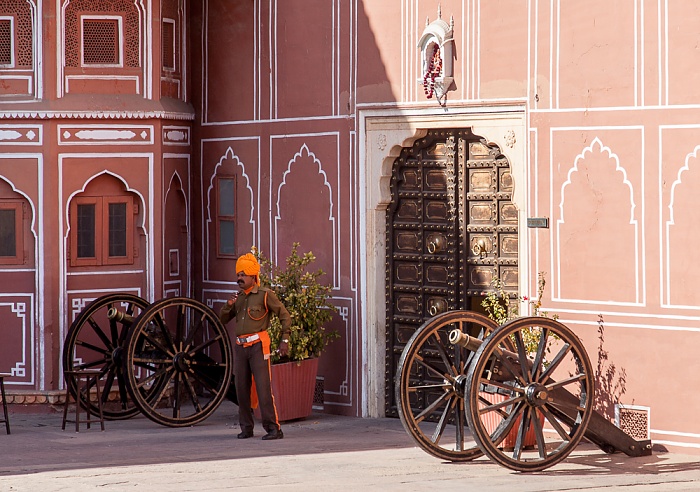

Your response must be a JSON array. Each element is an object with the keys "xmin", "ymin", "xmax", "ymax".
[
  {"xmin": 237, "ymin": 430, "xmax": 254, "ymax": 439},
  {"xmin": 262, "ymin": 428, "xmax": 284, "ymax": 440}
]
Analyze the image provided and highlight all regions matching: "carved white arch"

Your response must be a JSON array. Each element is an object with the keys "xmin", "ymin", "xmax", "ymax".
[
  {"xmin": 205, "ymin": 147, "xmax": 255, "ymax": 276},
  {"xmin": 274, "ymin": 143, "xmax": 337, "ymax": 286},
  {"xmin": 0, "ymin": 175, "xmax": 38, "ymax": 239},
  {"xmin": 664, "ymin": 145, "xmax": 700, "ymax": 307},
  {"xmin": 555, "ymin": 137, "xmax": 640, "ymax": 303},
  {"xmin": 558, "ymin": 137, "xmax": 636, "ymax": 223},
  {"xmin": 64, "ymin": 170, "xmax": 147, "ymax": 240}
]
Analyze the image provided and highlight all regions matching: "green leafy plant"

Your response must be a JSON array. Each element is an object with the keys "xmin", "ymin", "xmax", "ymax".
[
  {"xmin": 254, "ymin": 243, "xmax": 339, "ymax": 364},
  {"xmin": 482, "ymin": 272, "xmax": 559, "ymax": 359}
]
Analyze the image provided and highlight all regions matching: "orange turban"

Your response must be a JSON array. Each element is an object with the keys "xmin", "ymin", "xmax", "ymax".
[{"xmin": 236, "ymin": 253, "xmax": 260, "ymax": 284}]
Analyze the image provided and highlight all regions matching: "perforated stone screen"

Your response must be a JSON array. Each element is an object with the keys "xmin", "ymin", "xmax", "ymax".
[
  {"xmin": 615, "ymin": 404, "xmax": 649, "ymax": 440},
  {"xmin": 82, "ymin": 18, "xmax": 118, "ymax": 65},
  {"xmin": 162, "ymin": 21, "xmax": 174, "ymax": 70},
  {"xmin": 0, "ymin": 19, "xmax": 11, "ymax": 65},
  {"xmin": 65, "ymin": 0, "xmax": 140, "ymax": 68}
]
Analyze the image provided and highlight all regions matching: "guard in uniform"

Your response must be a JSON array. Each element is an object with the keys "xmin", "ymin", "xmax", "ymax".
[{"xmin": 220, "ymin": 253, "xmax": 292, "ymax": 440}]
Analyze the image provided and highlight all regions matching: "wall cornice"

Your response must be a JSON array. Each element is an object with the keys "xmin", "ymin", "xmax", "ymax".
[{"xmin": 0, "ymin": 110, "xmax": 195, "ymax": 121}]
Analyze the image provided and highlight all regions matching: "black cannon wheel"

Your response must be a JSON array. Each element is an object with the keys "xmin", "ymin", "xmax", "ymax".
[
  {"xmin": 62, "ymin": 293, "xmax": 152, "ymax": 419},
  {"xmin": 465, "ymin": 316, "xmax": 595, "ymax": 472},
  {"xmin": 123, "ymin": 297, "xmax": 233, "ymax": 427},
  {"xmin": 396, "ymin": 310, "xmax": 500, "ymax": 462}
]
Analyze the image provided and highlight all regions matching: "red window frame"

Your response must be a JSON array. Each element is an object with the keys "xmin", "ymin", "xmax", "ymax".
[
  {"xmin": 70, "ymin": 196, "xmax": 134, "ymax": 267},
  {"xmin": 0, "ymin": 201, "xmax": 24, "ymax": 265},
  {"xmin": 216, "ymin": 176, "xmax": 236, "ymax": 258}
]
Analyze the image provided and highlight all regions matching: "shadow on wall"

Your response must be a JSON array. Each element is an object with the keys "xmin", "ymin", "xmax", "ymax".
[{"xmin": 593, "ymin": 314, "xmax": 627, "ymax": 422}]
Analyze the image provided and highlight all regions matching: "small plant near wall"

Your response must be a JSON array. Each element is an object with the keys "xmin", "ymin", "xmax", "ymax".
[
  {"xmin": 254, "ymin": 243, "xmax": 339, "ymax": 364},
  {"xmin": 482, "ymin": 272, "xmax": 559, "ymax": 361}
]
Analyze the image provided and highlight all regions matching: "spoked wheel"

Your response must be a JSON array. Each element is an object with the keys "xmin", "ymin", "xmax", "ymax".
[
  {"xmin": 62, "ymin": 293, "xmax": 151, "ymax": 419},
  {"xmin": 123, "ymin": 297, "xmax": 233, "ymax": 427},
  {"xmin": 396, "ymin": 310, "xmax": 499, "ymax": 462},
  {"xmin": 465, "ymin": 316, "xmax": 595, "ymax": 472}
]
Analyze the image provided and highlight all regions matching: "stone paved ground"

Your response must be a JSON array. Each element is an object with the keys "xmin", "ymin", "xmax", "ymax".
[{"xmin": 1, "ymin": 401, "xmax": 699, "ymax": 491}]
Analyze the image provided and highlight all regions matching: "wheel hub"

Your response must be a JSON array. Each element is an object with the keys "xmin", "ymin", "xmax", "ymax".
[
  {"xmin": 525, "ymin": 383, "xmax": 548, "ymax": 406},
  {"xmin": 111, "ymin": 346, "xmax": 123, "ymax": 365},
  {"xmin": 173, "ymin": 352, "xmax": 191, "ymax": 372}
]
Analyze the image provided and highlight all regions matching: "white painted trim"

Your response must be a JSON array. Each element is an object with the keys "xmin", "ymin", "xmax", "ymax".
[
  {"xmin": 270, "ymin": 135, "xmax": 341, "ymax": 289},
  {"xmin": 58, "ymin": 153, "xmax": 155, "ymax": 352},
  {"xmin": 65, "ymin": 74, "xmax": 140, "ymax": 95},
  {"xmin": 0, "ymin": 153, "xmax": 43, "ymax": 389},
  {"xmin": 163, "ymin": 152, "xmax": 192, "ymax": 298},
  {"xmin": 0, "ymin": 124, "xmax": 42, "ymax": 145},
  {"xmin": 200, "ymin": 137, "xmax": 261, "ymax": 282},
  {"xmin": 57, "ymin": 124, "xmax": 154, "ymax": 145},
  {"xmin": 549, "ymin": 127, "xmax": 645, "ymax": 307},
  {"xmin": 0, "ymin": 75, "xmax": 32, "ymax": 95}
]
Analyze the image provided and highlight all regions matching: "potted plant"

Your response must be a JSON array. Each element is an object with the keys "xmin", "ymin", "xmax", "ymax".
[
  {"xmin": 252, "ymin": 243, "xmax": 339, "ymax": 421},
  {"xmin": 480, "ymin": 272, "xmax": 557, "ymax": 449}
]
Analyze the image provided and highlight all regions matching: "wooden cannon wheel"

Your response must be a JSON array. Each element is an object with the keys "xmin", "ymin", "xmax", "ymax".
[
  {"xmin": 62, "ymin": 293, "xmax": 155, "ymax": 420},
  {"xmin": 123, "ymin": 297, "xmax": 233, "ymax": 427},
  {"xmin": 464, "ymin": 316, "xmax": 595, "ymax": 472},
  {"xmin": 396, "ymin": 310, "xmax": 500, "ymax": 462}
]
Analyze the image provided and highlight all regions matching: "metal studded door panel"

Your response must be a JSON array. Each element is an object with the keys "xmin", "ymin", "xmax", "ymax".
[
  {"xmin": 464, "ymin": 141, "xmax": 519, "ymax": 298},
  {"xmin": 386, "ymin": 130, "xmax": 518, "ymax": 417}
]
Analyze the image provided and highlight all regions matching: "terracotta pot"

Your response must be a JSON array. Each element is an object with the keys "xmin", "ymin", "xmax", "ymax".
[
  {"xmin": 478, "ymin": 392, "xmax": 542, "ymax": 449},
  {"xmin": 255, "ymin": 358, "xmax": 319, "ymax": 422}
]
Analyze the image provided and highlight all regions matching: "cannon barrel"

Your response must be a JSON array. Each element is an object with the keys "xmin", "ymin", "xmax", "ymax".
[
  {"xmin": 448, "ymin": 329, "xmax": 483, "ymax": 352},
  {"xmin": 107, "ymin": 307, "xmax": 135, "ymax": 325}
]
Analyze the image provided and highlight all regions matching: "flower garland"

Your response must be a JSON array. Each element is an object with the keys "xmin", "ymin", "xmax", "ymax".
[{"xmin": 422, "ymin": 44, "xmax": 442, "ymax": 99}]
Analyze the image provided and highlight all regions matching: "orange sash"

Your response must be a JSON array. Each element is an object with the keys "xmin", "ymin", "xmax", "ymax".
[{"xmin": 245, "ymin": 331, "xmax": 271, "ymax": 409}]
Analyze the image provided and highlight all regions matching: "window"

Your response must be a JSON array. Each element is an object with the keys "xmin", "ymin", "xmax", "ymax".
[
  {"xmin": 0, "ymin": 18, "xmax": 12, "ymax": 66},
  {"xmin": 0, "ymin": 201, "xmax": 23, "ymax": 265},
  {"xmin": 82, "ymin": 17, "xmax": 121, "ymax": 66},
  {"xmin": 216, "ymin": 177, "xmax": 236, "ymax": 257},
  {"xmin": 162, "ymin": 19, "xmax": 175, "ymax": 71},
  {"xmin": 70, "ymin": 196, "xmax": 134, "ymax": 266}
]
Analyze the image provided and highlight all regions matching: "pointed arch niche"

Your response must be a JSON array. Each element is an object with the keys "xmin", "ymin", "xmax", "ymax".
[
  {"xmin": 358, "ymin": 106, "xmax": 526, "ymax": 417},
  {"xmin": 665, "ymin": 146, "xmax": 700, "ymax": 308},
  {"xmin": 205, "ymin": 147, "xmax": 255, "ymax": 282},
  {"xmin": 556, "ymin": 138, "xmax": 640, "ymax": 304},
  {"xmin": 274, "ymin": 144, "xmax": 337, "ymax": 288}
]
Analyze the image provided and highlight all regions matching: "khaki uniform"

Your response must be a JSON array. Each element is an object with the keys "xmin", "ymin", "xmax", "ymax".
[{"xmin": 220, "ymin": 286, "xmax": 292, "ymax": 434}]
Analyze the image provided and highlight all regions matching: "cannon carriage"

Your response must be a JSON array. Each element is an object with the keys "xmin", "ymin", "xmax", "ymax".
[
  {"xmin": 62, "ymin": 294, "xmax": 236, "ymax": 427},
  {"xmin": 396, "ymin": 311, "xmax": 652, "ymax": 472}
]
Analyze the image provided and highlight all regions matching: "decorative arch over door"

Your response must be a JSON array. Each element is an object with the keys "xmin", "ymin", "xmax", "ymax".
[{"xmin": 385, "ymin": 128, "xmax": 519, "ymax": 417}]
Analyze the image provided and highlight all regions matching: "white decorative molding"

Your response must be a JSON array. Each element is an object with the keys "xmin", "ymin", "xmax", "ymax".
[
  {"xmin": 505, "ymin": 129, "xmax": 516, "ymax": 148},
  {"xmin": 0, "ymin": 297, "xmax": 34, "ymax": 383},
  {"xmin": 163, "ymin": 125, "xmax": 190, "ymax": 145},
  {"xmin": 58, "ymin": 125, "xmax": 154, "ymax": 145},
  {"xmin": 0, "ymin": 74, "xmax": 32, "ymax": 95},
  {"xmin": 0, "ymin": 124, "xmax": 43, "ymax": 145},
  {"xmin": 0, "ymin": 130, "xmax": 22, "ymax": 140},
  {"xmin": 205, "ymin": 147, "xmax": 256, "ymax": 280},
  {"xmin": 0, "ymin": 110, "xmax": 194, "ymax": 121}
]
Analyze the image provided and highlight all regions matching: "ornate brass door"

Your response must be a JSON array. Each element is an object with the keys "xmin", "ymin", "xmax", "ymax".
[{"xmin": 385, "ymin": 129, "xmax": 518, "ymax": 416}]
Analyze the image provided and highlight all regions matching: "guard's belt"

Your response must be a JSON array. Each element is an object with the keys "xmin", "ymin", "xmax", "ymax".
[{"xmin": 236, "ymin": 333, "xmax": 260, "ymax": 344}]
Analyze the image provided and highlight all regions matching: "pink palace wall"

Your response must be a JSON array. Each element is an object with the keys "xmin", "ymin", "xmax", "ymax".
[{"xmin": 195, "ymin": 0, "xmax": 700, "ymax": 453}]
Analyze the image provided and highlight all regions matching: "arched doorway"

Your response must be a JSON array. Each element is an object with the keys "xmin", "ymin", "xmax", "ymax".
[{"xmin": 385, "ymin": 128, "xmax": 519, "ymax": 416}]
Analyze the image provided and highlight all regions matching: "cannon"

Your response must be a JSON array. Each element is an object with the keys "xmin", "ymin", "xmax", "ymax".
[
  {"xmin": 62, "ymin": 294, "xmax": 235, "ymax": 427},
  {"xmin": 396, "ymin": 311, "xmax": 652, "ymax": 472}
]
